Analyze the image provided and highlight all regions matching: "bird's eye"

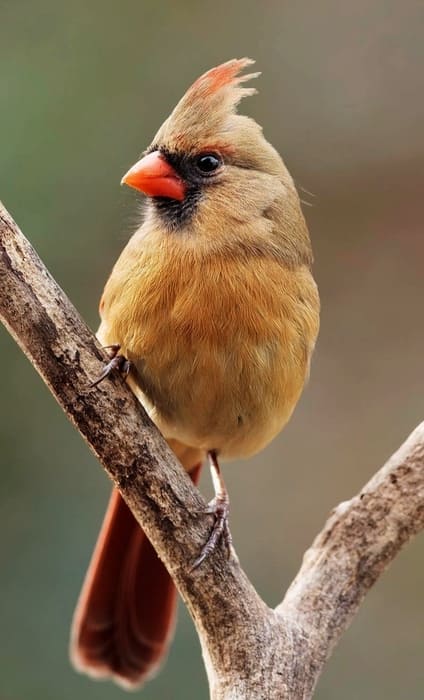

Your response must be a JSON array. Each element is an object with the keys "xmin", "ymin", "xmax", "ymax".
[{"xmin": 195, "ymin": 153, "xmax": 222, "ymax": 174}]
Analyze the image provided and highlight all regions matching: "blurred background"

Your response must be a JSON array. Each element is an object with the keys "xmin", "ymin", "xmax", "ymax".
[{"xmin": 1, "ymin": 1, "xmax": 423, "ymax": 697}]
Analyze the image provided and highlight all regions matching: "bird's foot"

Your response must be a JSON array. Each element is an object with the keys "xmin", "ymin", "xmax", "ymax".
[
  {"xmin": 191, "ymin": 451, "xmax": 233, "ymax": 570},
  {"xmin": 90, "ymin": 344, "xmax": 132, "ymax": 388}
]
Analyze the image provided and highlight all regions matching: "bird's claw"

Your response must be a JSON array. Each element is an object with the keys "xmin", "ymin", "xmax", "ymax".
[
  {"xmin": 90, "ymin": 344, "xmax": 132, "ymax": 388},
  {"xmin": 190, "ymin": 495, "xmax": 232, "ymax": 571}
]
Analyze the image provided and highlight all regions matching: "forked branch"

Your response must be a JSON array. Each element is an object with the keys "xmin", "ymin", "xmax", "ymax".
[{"xmin": 0, "ymin": 200, "xmax": 422, "ymax": 699}]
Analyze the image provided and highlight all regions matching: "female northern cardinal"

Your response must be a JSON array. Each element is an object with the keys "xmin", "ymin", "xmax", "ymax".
[{"xmin": 70, "ymin": 58, "xmax": 320, "ymax": 689}]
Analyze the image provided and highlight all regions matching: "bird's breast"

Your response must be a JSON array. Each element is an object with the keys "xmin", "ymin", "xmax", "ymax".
[{"xmin": 98, "ymin": 233, "xmax": 319, "ymax": 459}]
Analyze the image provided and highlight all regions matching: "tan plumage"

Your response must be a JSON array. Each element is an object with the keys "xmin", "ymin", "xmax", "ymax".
[
  {"xmin": 99, "ymin": 57, "xmax": 319, "ymax": 458},
  {"xmin": 98, "ymin": 238, "xmax": 318, "ymax": 458},
  {"xmin": 71, "ymin": 58, "xmax": 320, "ymax": 688}
]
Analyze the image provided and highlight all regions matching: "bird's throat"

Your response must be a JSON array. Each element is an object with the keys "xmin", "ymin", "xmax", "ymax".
[{"xmin": 152, "ymin": 187, "xmax": 201, "ymax": 231}]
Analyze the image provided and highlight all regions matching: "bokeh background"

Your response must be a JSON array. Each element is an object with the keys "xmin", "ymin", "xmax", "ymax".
[{"xmin": 1, "ymin": 1, "xmax": 423, "ymax": 698}]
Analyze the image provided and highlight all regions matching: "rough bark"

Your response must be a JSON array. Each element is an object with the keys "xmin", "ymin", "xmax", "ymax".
[{"xmin": 0, "ymin": 200, "xmax": 423, "ymax": 699}]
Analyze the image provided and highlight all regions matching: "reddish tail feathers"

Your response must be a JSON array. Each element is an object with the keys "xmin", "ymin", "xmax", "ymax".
[{"xmin": 70, "ymin": 464, "xmax": 202, "ymax": 688}]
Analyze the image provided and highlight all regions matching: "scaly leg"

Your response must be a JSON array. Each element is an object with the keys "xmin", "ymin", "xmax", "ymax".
[{"xmin": 191, "ymin": 450, "xmax": 232, "ymax": 570}]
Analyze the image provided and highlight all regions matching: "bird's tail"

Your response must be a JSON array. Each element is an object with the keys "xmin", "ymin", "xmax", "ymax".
[{"xmin": 70, "ymin": 441, "xmax": 203, "ymax": 689}]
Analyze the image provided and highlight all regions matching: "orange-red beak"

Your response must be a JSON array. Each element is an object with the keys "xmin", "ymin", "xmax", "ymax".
[{"xmin": 121, "ymin": 151, "xmax": 185, "ymax": 201}]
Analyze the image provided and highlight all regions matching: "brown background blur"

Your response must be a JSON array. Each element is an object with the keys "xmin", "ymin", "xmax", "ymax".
[{"xmin": 1, "ymin": 1, "xmax": 423, "ymax": 698}]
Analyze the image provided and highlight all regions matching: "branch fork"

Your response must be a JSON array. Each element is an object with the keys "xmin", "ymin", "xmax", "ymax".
[{"xmin": 0, "ymin": 201, "xmax": 423, "ymax": 699}]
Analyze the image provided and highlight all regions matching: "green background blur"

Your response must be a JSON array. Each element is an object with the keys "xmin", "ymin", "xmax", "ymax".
[{"xmin": 1, "ymin": 1, "xmax": 423, "ymax": 698}]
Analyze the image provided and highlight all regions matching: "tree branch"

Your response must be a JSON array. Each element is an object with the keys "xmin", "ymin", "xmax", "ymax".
[{"xmin": 0, "ymin": 200, "xmax": 422, "ymax": 699}]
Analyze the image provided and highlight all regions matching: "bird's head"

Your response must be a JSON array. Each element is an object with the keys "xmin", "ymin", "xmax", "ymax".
[{"xmin": 122, "ymin": 59, "xmax": 312, "ymax": 265}]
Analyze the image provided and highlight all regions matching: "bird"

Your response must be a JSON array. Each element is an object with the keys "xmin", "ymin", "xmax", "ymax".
[{"xmin": 70, "ymin": 58, "xmax": 320, "ymax": 690}]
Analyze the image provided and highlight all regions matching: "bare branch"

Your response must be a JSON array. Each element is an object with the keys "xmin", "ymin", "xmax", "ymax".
[
  {"xmin": 278, "ymin": 422, "xmax": 424, "ymax": 680},
  {"xmin": 0, "ymin": 200, "xmax": 423, "ymax": 699}
]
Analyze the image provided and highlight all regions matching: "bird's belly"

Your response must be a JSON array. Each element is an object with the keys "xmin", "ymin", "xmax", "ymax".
[{"xmin": 127, "ymin": 338, "xmax": 307, "ymax": 460}]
